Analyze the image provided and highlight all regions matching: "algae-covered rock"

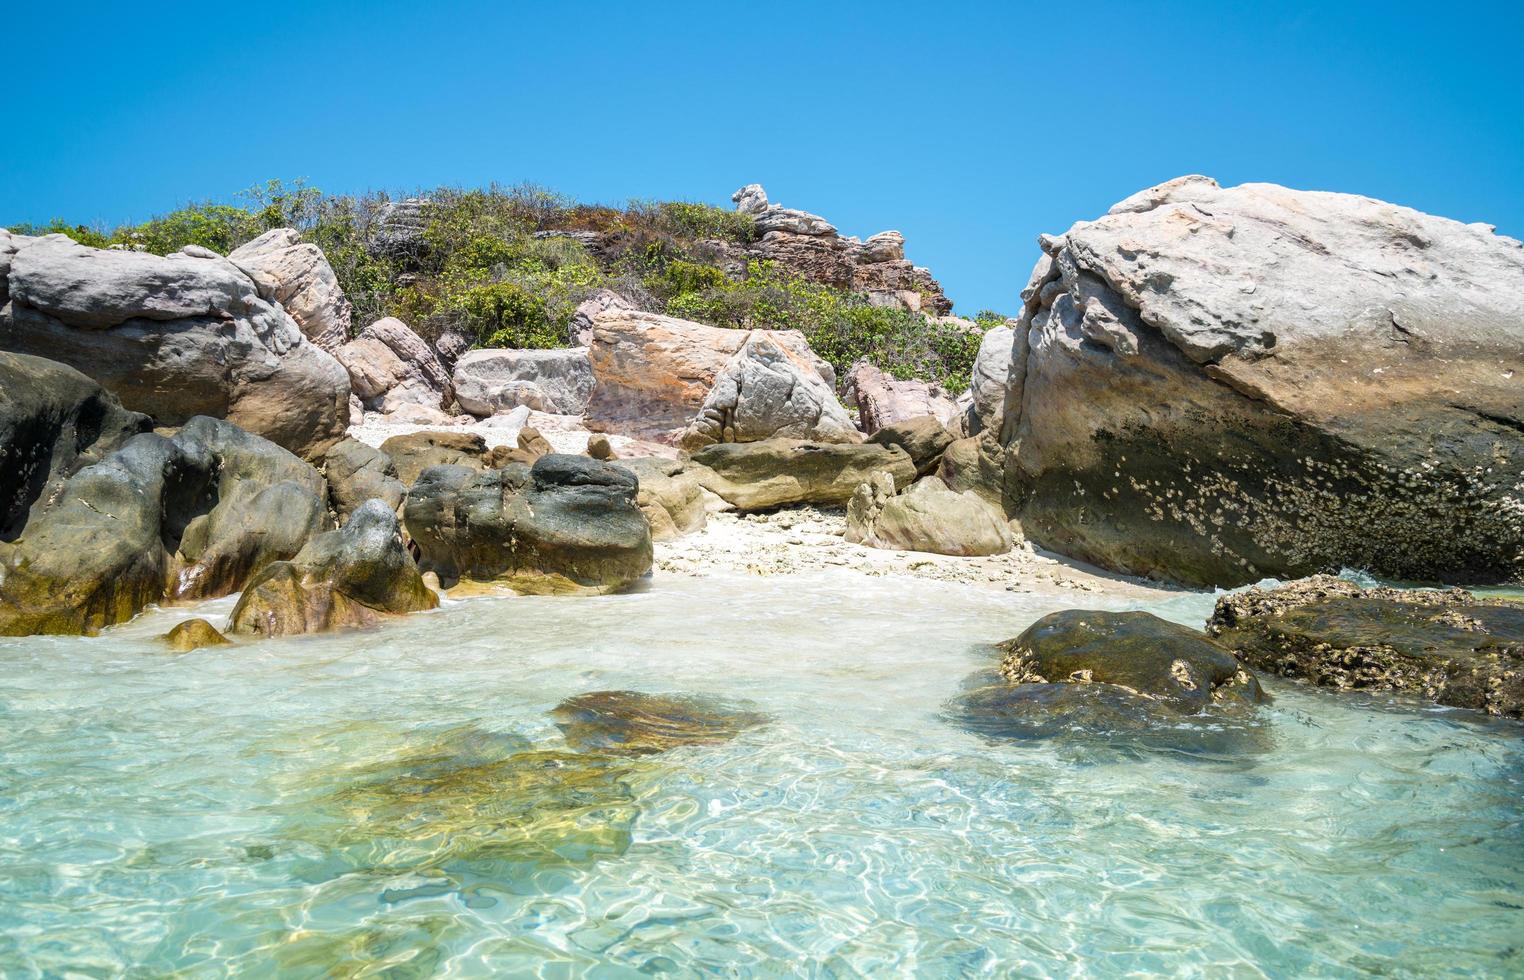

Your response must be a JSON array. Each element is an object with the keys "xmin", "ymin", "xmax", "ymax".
[
  {"xmin": 163, "ymin": 617, "xmax": 230, "ymax": 652},
  {"xmin": 687, "ymin": 438, "xmax": 918, "ymax": 511},
  {"xmin": 228, "ymin": 499, "xmax": 438, "ymax": 636},
  {"xmin": 552, "ymin": 690, "xmax": 768, "ymax": 755},
  {"xmin": 1209, "ymin": 575, "xmax": 1524, "ymax": 717},
  {"xmin": 403, "ymin": 454, "xmax": 653, "ymax": 594}
]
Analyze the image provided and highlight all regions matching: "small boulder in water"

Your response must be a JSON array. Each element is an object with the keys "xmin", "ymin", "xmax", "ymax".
[
  {"xmin": 552, "ymin": 690, "xmax": 768, "ymax": 755},
  {"xmin": 163, "ymin": 617, "xmax": 230, "ymax": 652}
]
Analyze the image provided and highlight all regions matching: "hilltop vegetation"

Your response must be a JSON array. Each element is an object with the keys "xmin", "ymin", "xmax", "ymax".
[{"xmin": 11, "ymin": 181, "xmax": 997, "ymax": 393}]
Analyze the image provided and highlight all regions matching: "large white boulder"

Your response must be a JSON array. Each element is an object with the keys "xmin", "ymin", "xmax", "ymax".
[
  {"xmin": 228, "ymin": 228, "xmax": 352, "ymax": 352},
  {"xmin": 452, "ymin": 347, "xmax": 595, "ymax": 416}
]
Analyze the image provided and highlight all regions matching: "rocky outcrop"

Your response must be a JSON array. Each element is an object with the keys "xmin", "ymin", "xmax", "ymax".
[
  {"xmin": 335, "ymin": 317, "xmax": 452, "ymax": 414},
  {"xmin": 0, "ymin": 233, "xmax": 350, "ymax": 457},
  {"xmin": 1, "ymin": 351, "xmax": 150, "ymax": 542},
  {"xmin": 846, "ymin": 474, "xmax": 1013, "ymax": 556},
  {"xmin": 687, "ymin": 439, "xmax": 918, "ymax": 511},
  {"xmin": 947, "ymin": 611, "xmax": 1266, "ymax": 751},
  {"xmin": 368, "ymin": 198, "xmax": 431, "ymax": 262},
  {"xmin": 845, "ymin": 360, "xmax": 960, "ymax": 434},
  {"xmin": 679, "ymin": 332, "xmax": 857, "ymax": 449},
  {"xmin": 0, "ymin": 414, "xmax": 329, "ymax": 635},
  {"xmin": 566, "ymin": 289, "xmax": 633, "ymax": 347},
  {"xmin": 321, "ymin": 439, "xmax": 406, "ymax": 521},
  {"xmin": 1001, "ymin": 176, "xmax": 1524, "ymax": 587},
  {"xmin": 228, "ymin": 499, "xmax": 438, "ymax": 636},
  {"xmin": 403, "ymin": 454, "xmax": 653, "ymax": 594},
  {"xmin": 583, "ymin": 309, "xmax": 834, "ymax": 443},
  {"xmin": 732, "ymin": 184, "xmax": 952, "ymax": 315},
  {"xmin": 452, "ymin": 347, "xmax": 594, "ymax": 416},
  {"xmin": 866, "ymin": 416, "xmax": 955, "ymax": 476},
  {"xmin": 1208, "ymin": 575, "xmax": 1524, "ymax": 717},
  {"xmin": 617, "ymin": 457, "xmax": 707, "ymax": 540},
  {"xmin": 227, "ymin": 228, "xmax": 353, "ymax": 352}
]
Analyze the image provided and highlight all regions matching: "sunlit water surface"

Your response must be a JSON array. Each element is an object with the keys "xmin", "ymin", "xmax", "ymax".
[{"xmin": 1, "ymin": 572, "xmax": 1521, "ymax": 977}]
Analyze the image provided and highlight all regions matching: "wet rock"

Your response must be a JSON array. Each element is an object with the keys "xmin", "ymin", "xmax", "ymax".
[
  {"xmin": 846, "ymin": 474, "xmax": 1013, "ymax": 556},
  {"xmin": 947, "ymin": 610, "xmax": 1267, "ymax": 754},
  {"xmin": 227, "ymin": 228, "xmax": 353, "ymax": 352},
  {"xmin": 1, "ymin": 351, "xmax": 150, "ymax": 543},
  {"xmin": 379, "ymin": 430, "xmax": 489, "ymax": 485},
  {"xmin": 679, "ymin": 332, "xmax": 857, "ymax": 450},
  {"xmin": 866, "ymin": 415, "xmax": 954, "ymax": 475},
  {"xmin": 1208, "ymin": 575, "xmax": 1524, "ymax": 717},
  {"xmin": 686, "ymin": 438, "xmax": 918, "ymax": 511},
  {"xmin": 404, "ymin": 454, "xmax": 653, "ymax": 594},
  {"xmin": 163, "ymin": 617, "xmax": 230, "ymax": 652},
  {"xmin": 1001, "ymin": 176, "xmax": 1524, "ymax": 587},
  {"xmin": 452, "ymin": 347, "xmax": 595, "ymax": 417},
  {"xmin": 0, "ymin": 415, "xmax": 327, "ymax": 635},
  {"xmin": 1, "ymin": 234, "xmax": 349, "ymax": 458},
  {"xmin": 335, "ymin": 317, "xmax": 452, "ymax": 414},
  {"xmin": 845, "ymin": 360, "xmax": 960, "ymax": 434},
  {"xmin": 617, "ymin": 457, "xmax": 706, "ymax": 540},
  {"xmin": 552, "ymin": 690, "xmax": 768, "ymax": 755},
  {"xmin": 228, "ymin": 499, "xmax": 438, "ymax": 636},
  {"xmin": 321, "ymin": 438, "xmax": 406, "ymax": 521}
]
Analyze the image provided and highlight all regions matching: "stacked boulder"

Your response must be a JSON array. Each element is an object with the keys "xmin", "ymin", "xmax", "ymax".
[
  {"xmin": 997, "ymin": 175, "xmax": 1524, "ymax": 588},
  {"xmin": 0, "ymin": 230, "xmax": 350, "ymax": 457},
  {"xmin": 336, "ymin": 316, "xmax": 454, "ymax": 418}
]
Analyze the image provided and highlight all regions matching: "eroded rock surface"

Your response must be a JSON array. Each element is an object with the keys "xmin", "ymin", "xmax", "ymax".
[
  {"xmin": 1209, "ymin": 575, "xmax": 1524, "ymax": 717},
  {"xmin": 686, "ymin": 439, "xmax": 918, "ymax": 511},
  {"xmin": 453, "ymin": 347, "xmax": 594, "ymax": 417},
  {"xmin": 228, "ymin": 228, "xmax": 353, "ymax": 352},
  {"xmin": 679, "ymin": 332, "xmax": 856, "ymax": 449},
  {"xmin": 846, "ymin": 474, "xmax": 1013, "ymax": 557},
  {"xmin": 845, "ymin": 360, "xmax": 960, "ymax": 434},
  {"xmin": 335, "ymin": 317, "xmax": 452, "ymax": 414},
  {"xmin": 1000, "ymin": 176, "xmax": 1524, "ymax": 587}
]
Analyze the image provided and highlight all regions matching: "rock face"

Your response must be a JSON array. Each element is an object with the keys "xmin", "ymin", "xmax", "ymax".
[
  {"xmin": 1001, "ymin": 176, "xmax": 1524, "ymax": 588},
  {"xmin": 687, "ymin": 439, "xmax": 918, "ymax": 511},
  {"xmin": 452, "ymin": 347, "xmax": 595, "ymax": 417},
  {"xmin": 0, "ymin": 233, "xmax": 350, "ymax": 458},
  {"xmin": 403, "ymin": 454, "xmax": 653, "ymax": 594},
  {"xmin": 617, "ymin": 457, "xmax": 707, "ymax": 541},
  {"xmin": 1, "ymin": 351, "xmax": 150, "ymax": 542},
  {"xmin": 583, "ymin": 309, "xmax": 834, "ymax": 443},
  {"xmin": 731, "ymin": 184, "xmax": 953, "ymax": 315},
  {"xmin": 846, "ymin": 474, "xmax": 1013, "ymax": 556},
  {"xmin": 567, "ymin": 289, "xmax": 633, "ymax": 347},
  {"xmin": 321, "ymin": 438, "xmax": 406, "ymax": 521},
  {"xmin": 0, "ymin": 414, "xmax": 328, "ymax": 635},
  {"xmin": 845, "ymin": 360, "xmax": 960, "ymax": 434},
  {"xmin": 227, "ymin": 228, "xmax": 352, "ymax": 352},
  {"xmin": 228, "ymin": 499, "xmax": 438, "ymax": 636},
  {"xmin": 335, "ymin": 317, "xmax": 452, "ymax": 414},
  {"xmin": 679, "ymin": 332, "xmax": 857, "ymax": 449},
  {"xmin": 968, "ymin": 324, "xmax": 1013, "ymax": 435},
  {"xmin": 1208, "ymin": 575, "xmax": 1524, "ymax": 717}
]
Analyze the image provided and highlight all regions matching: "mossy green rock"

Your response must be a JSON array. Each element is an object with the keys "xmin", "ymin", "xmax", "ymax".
[
  {"xmin": 228, "ymin": 499, "xmax": 438, "ymax": 636},
  {"xmin": 1209, "ymin": 575, "xmax": 1524, "ymax": 717}
]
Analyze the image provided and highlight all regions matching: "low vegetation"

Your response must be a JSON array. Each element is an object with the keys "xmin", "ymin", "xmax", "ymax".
[{"xmin": 10, "ymin": 181, "xmax": 998, "ymax": 393}]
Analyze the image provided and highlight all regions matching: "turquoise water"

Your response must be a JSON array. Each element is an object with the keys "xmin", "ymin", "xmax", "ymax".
[{"xmin": 1, "ymin": 572, "xmax": 1521, "ymax": 977}]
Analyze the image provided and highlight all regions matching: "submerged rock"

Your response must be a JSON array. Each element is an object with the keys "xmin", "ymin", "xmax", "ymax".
[
  {"xmin": 163, "ymin": 617, "xmax": 230, "ymax": 652},
  {"xmin": 1209, "ymin": 575, "xmax": 1524, "ymax": 717},
  {"xmin": 686, "ymin": 438, "xmax": 918, "ymax": 511},
  {"xmin": 1000, "ymin": 176, "xmax": 1524, "ymax": 588},
  {"xmin": 947, "ymin": 611, "xmax": 1266, "ymax": 754},
  {"xmin": 404, "ymin": 454, "xmax": 653, "ymax": 594},
  {"xmin": 228, "ymin": 499, "xmax": 438, "ymax": 636},
  {"xmin": 552, "ymin": 690, "xmax": 768, "ymax": 755}
]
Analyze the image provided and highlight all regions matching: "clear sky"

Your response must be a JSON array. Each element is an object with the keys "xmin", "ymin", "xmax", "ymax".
[{"xmin": 3, "ymin": 0, "xmax": 1520, "ymax": 316}]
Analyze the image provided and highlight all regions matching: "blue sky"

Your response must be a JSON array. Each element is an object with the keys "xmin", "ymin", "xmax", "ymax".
[{"xmin": 3, "ymin": 0, "xmax": 1520, "ymax": 316}]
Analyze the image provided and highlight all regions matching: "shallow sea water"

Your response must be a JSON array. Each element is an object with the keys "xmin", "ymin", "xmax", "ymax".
[{"xmin": 1, "ymin": 571, "xmax": 1521, "ymax": 977}]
